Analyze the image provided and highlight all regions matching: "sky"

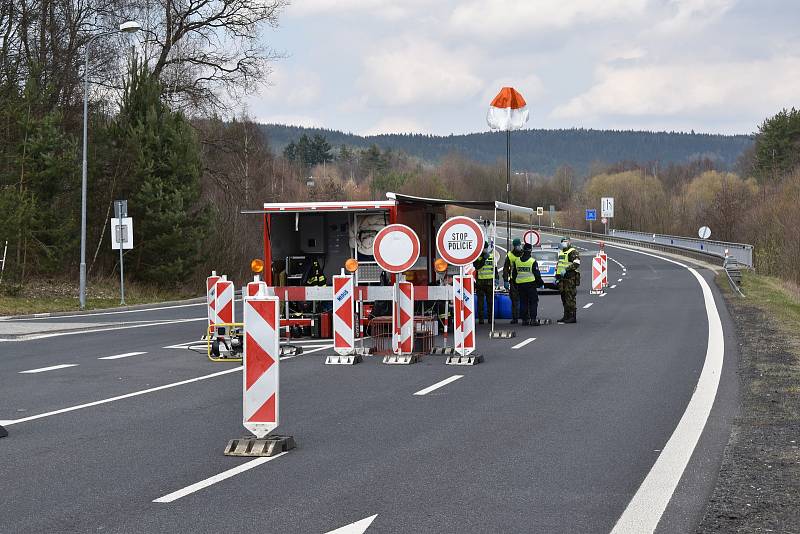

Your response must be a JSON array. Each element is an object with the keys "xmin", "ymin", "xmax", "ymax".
[{"xmin": 246, "ymin": 0, "xmax": 800, "ymax": 136}]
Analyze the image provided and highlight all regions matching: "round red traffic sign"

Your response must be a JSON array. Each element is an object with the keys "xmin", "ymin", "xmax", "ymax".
[
  {"xmin": 436, "ymin": 216, "xmax": 485, "ymax": 266},
  {"xmin": 601, "ymin": 217, "xmax": 607, "ymax": 224},
  {"xmin": 523, "ymin": 229, "xmax": 541, "ymax": 247},
  {"xmin": 372, "ymin": 224, "xmax": 420, "ymax": 273}
]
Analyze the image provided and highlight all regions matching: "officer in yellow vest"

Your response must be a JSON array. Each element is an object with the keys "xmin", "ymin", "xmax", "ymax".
[
  {"xmin": 473, "ymin": 242, "xmax": 496, "ymax": 325},
  {"xmin": 502, "ymin": 238, "xmax": 523, "ymax": 324},
  {"xmin": 511, "ymin": 243, "xmax": 544, "ymax": 325},
  {"xmin": 556, "ymin": 237, "xmax": 581, "ymax": 323}
]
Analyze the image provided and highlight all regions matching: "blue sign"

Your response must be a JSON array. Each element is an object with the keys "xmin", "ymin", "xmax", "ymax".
[{"xmin": 585, "ymin": 209, "xmax": 597, "ymax": 221}]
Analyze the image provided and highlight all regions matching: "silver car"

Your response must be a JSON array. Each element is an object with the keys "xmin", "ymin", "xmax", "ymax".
[{"xmin": 532, "ymin": 246, "xmax": 559, "ymax": 291}]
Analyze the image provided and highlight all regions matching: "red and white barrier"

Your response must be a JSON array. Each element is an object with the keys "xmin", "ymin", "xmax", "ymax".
[
  {"xmin": 333, "ymin": 275, "xmax": 355, "ymax": 355},
  {"xmin": 243, "ymin": 296, "xmax": 280, "ymax": 438},
  {"xmin": 206, "ymin": 272, "xmax": 220, "ymax": 332},
  {"xmin": 393, "ymin": 281, "xmax": 414, "ymax": 354},
  {"xmin": 599, "ymin": 253, "xmax": 608, "ymax": 288},
  {"xmin": 591, "ymin": 255, "xmax": 604, "ymax": 295},
  {"xmin": 247, "ymin": 275, "xmax": 267, "ymax": 297},
  {"xmin": 215, "ymin": 278, "xmax": 235, "ymax": 326},
  {"xmin": 453, "ymin": 275, "xmax": 475, "ymax": 356},
  {"xmin": 265, "ymin": 285, "xmax": 452, "ymax": 302}
]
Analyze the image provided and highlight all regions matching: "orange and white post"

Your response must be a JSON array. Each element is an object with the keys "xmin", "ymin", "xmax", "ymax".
[
  {"xmin": 243, "ymin": 295, "xmax": 280, "ymax": 438},
  {"xmin": 393, "ymin": 280, "xmax": 414, "ymax": 354}
]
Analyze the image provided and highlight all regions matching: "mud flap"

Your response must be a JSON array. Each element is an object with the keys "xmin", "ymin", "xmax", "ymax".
[{"xmin": 224, "ymin": 435, "xmax": 296, "ymax": 457}]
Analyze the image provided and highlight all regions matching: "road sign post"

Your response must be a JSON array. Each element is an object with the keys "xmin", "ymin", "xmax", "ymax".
[
  {"xmin": 373, "ymin": 224, "xmax": 421, "ymax": 364},
  {"xmin": 523, "ymin": 229, "xmax": 541, "ymax": 247},
  {"xmin": 436, "ymin": 216, "xmax": 485, "ymax": 365},
  {"xmin": 111, "ymin": 200, "xmax": 132, "ymax": 305},
  {"xmin": 601, "ymin": 197, "xmax": 614, "ymax": 234},
  {"xmin": 585, "ymin": 208, "xmax": 597, "ymax": 234},
  {"xmin": 536, "ymin": 206, "xmax": 544, "ymax": 226}
]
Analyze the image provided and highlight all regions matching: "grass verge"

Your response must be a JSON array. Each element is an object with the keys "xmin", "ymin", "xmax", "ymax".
[{"xmin": 0, "ymin": 277, "xmax": 199, "ymax": 316}]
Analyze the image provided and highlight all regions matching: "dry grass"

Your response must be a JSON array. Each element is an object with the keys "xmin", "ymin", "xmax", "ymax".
[
  {"xmin": 740, "ymin": 271, "xmax": 800, "ymax": 353},
  {"xmin": 0, "ymin": 276, "xmax": 199, "ymax": 316}
]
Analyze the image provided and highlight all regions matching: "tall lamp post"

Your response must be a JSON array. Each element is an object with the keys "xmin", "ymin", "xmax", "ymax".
[{"xmin": 80, "ymin": 21, "xmax": 141, "ymax": 309}]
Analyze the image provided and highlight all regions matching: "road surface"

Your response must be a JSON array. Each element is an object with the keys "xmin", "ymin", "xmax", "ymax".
[{"xmin": 0, "ymin": 232, "xmax": 738, "ymax": 533}]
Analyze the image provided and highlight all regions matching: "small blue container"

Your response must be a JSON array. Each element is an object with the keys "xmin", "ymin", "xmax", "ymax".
[{"xmin": 494, "ymin": 293, "xmax": 512, "ymax": 319}]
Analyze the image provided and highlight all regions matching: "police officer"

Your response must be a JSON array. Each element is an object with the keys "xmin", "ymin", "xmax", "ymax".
[
  {"xmin": 556, "ymin": 237, "xmax": 581, "ymax": 324},
  {"xmin": 502, "ymin": 238, "xmax": 523, "ymax": 324},
  {"xmin": 512, "ymin": 243, "xmax": 544, "ymax": 326},
  {"xmin": 473, "ymin": 242, "xmax": 496, "ymax": 325}
]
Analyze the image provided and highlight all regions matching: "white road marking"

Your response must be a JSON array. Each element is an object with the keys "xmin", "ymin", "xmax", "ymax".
[
  {"xmin": 98, "ymin": 351, "xmax": 147, "ymax": 360},
  {"xmin": 511, "ymin": 337, "xmax": 536, "ymax": 349},
  {"xmin": 326, "ymin": 515, "xmax": 378, "ymax": 534},
  {"xmin": 623, "ymin": 272, "xmax": 627, "ymax": 276},
  {"xmin": 583, "ymin": 303, "xmax": 594, "ymax": 309},
  {"xmin": 153, "ymin": 452, "xmax": 288, "ymax": 503},
  {"xmin": 611, "ymin": 285, "xmax": 617, "ymax": 289},
  {"xmin": 618, "ymin": 278, "xmax": 623, "ymax": 282},
  {"xmin": 3, "ymin": 367, "xmax": 242, "ymax": 426},
  {"xmin": 599, "ymin": 293, "xmax": 607, "ymax": 298},
  {"xmin": 608, "ymin": 256, "xmax": 627, "ymax": 271},
  {"xmin": 301, "ymin": 344, "xmax": 335, "ymax": 355},
  {"xmin": 163, "ymin": 340, "xmax": 199, "ymax": 349},
  {"xmin": 8, "ymin": 317, "xmax": 206, "ymax": 342},
  {"xmin": 10, "ymin": 301, "xmax": 206, "ymax": 321},
  {"xmin": 413, "ymin": 375, "xmax": 464, "ymax": 396},
  {"xmin": 604, "ymin": 244, "xmax": 725, "ymax": 534},
  {"xmin": 19, "ymin": 364, "xmax": 78, "ymax": 374}
]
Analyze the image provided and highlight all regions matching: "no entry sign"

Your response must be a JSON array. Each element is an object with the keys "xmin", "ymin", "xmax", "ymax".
[
  {"xmin": 373, "ymin": 224, "xmax": 420, "ymax": 273},
  {"xmin": 523, "ymin": 229, "xmax": 541, "ymax": 247},
  {"xmin": 436, "ymin": 216, "xmax": 485, "ymax": 266}
]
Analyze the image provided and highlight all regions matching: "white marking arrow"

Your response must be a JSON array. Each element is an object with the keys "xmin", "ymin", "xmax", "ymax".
[{"xmin": 325, "ymin": 515, "xmax": 377, "ymax": 534}]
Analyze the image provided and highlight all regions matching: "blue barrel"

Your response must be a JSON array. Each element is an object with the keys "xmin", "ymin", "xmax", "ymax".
[{"xmin": 494, "ymin": 293, "xmax": 512, "ymax": 319}]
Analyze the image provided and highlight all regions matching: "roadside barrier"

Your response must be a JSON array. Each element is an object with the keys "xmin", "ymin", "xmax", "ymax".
[
  {"xmin": 247, "ymin": 275, "xmax": 267, "ymax": 297},
  {"xmin": 224, "ymin": 294, "xmax": 295, "ymax": 457},
  {"xmin": 600, "ymin": 252, "xmax": 608, "ymax": 288},
  {"xmin": 385, "ymin": 280, "xmax": 415, "ymax": 364},
  {"xmin": 326, "ymin": 274, "xmax": 363, "ymax": 365},
  {"xmin": 205, "ymin": 271, "xmax": 221, "ymax": 337},
  {"xmin": 215, "ymin": 278, "xmax": 235, "ymax": 332},
  {"xmin": 591, "ymin": 255, "xmax": 604, "ymax": 295},
  {"xmin": 448, "ymin": 274, "xmax": 482, "ymax": 365}
]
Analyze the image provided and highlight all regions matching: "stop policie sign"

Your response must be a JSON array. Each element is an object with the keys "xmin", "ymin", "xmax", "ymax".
[{"xmin": 436, "ymin": 216, "xmax": 485, "ymax": 266}]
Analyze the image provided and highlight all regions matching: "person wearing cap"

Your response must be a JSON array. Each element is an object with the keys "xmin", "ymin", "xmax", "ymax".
[
  {"xmin": 502, "ymin": 238, "xmax": 523, "ymax": 324},
  {"xmin": 511, "ymin": 243, "xmax": 544, "ymax": 325},
  {"xmin": 473, "ymin": 241, "xmax": 497, "ymax": 325},
  {"xmin": 556, "ymin": 237, "xmax": 581, "ymax": 323}
]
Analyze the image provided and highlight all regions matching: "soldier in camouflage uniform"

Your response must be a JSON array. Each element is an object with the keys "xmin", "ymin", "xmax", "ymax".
[{"xmin": 556, "ymin": 237, "xmax": 581, "ymax": 324}]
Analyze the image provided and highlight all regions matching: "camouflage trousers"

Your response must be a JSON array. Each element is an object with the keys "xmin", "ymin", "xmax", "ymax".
[{"xmin": 559, "ymin": 277, "xmax": 578, "ymax": 318}]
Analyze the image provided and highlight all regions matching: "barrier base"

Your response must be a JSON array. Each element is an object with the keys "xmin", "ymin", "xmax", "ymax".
[
  {"xmin": 0, "ymin": 425, "xmax": 7, "ymax": 438},
  {"xmin": 430, "ymin": 347, "xmax": 455, "ymax": 355},
  {"xmin": 224, "ymin": 435, "xmax": 295, "ymax": 457},
  {"xmin": 489, "ymin": 330, "xmax": 516, "ymax": 339},
  {"xmin": 445, "ymin": 354, "xmax": 483, "ymax": 366},
  {"xmin": 325, "ymin": 354, "xmax": 363, "ymax": 365},
  {"xmin": 590, "ymin": 290, "xmax": 604, "ymax": 295},
  {"xmin": 383, "ymin": 354, "xmax": 419, "ymax": 365}
]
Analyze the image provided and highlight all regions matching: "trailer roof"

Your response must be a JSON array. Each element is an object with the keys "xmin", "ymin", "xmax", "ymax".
[
  {"xmin": 248, "ymin": 201, "xmax": 395, "ymax": 214},
  {"xmin": 386, "ymin": 193, "xmax": 535, "ymax": 216}
]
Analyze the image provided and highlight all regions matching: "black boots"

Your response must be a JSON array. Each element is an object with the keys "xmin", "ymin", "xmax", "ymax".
[{"xmin": 558, "ymin": 314, "xmax": 576, "ymax": 324}]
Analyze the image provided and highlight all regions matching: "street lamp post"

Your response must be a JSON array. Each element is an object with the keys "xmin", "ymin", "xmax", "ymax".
[{"xmin": 79, "ymin": 21, "xmax": 141, "ymax": 309}]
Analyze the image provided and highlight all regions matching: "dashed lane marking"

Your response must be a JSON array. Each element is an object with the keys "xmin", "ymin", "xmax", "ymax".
[
  {"xmin": 19, "ymin": 364, "xmax": 79, "ymax": 374},
  {"xmin": 413, "ymin": 375, "xmax": 464, "ymax": 396},
  {"xmin": 153, "ymin": 452, "xmax": 288, "ymax": 503},
  {"xmin": 611, "ymin": 285, "xmax": 617, "ymax": 289},
  {"xmin": 618, "ymin": 278, "xmax": 623, "ymax": 282},
  {"xmin": 512, "ymin": 337, "xmax": 536, "ymax": 349},
  {"xmin": 98, "ymin": 351, "xmax": 147, "ymax": 360},
  {"xmin": 325, "ymin": 515, "xmax": 378, "ymax": 534},
  {"xmin": 599, "ymin": 293, "xmax": 607, "ymax": 298},
  {"xmin": 583, "ymin": 303, "xmax": 594, "ymax": 309},
  {"xmin": 3, "ymin": 367, "xmax": 242, "ymax": 426}
]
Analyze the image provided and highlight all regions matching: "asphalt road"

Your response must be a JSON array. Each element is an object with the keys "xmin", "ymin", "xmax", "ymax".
[{"xmin": 0, "ymin": 232, "xmax": 738, "ymax": 534}]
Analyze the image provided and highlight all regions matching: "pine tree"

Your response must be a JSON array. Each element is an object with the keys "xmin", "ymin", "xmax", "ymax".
[{"xmin": 114, "ymin": 58, "xmax": 210, "ymax": 285}]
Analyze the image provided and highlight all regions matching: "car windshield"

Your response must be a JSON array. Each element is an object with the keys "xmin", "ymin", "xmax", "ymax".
[{"xmin": 533, "ymin": 250, "xmax": 558, "ymax": 263}]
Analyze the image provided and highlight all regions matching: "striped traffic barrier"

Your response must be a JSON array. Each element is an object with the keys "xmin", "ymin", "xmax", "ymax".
[
  {"xmin": 215, "ymin": 278, "xmax": 235, "ymax": 329},
  {"xmin": 447, "ymin": 274, "xmax": 482, "ymax": 365},
  {"xmin": 224, "ymin": 295, "xmax": 295, "ymax": 457},
  {"xmin": 591, "ymin": 255, "xmax": 604, "ymax": 295},
  {"xmin": 326, "ymin": 274, "xmax": 363, "ymax": 365},
  {"xmin": 384, "ymin": 280, "xmax": 415, "ymax": 364},
  {"xmin": 205, "ymin": 271, "xmax": 220, "ymax": 337},
  {"xmin": 247, "ymin": 275, "xmax": 267, "ymax": 297},
  {"xmin": 600, "ymin": 253, "xmax": 608, "ymax": 288}
]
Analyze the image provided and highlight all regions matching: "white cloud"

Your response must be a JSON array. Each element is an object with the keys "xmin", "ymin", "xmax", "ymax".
[
  {"xmin": 655, "ymin": 0, "xmax": 736, "ymax": 32},
  {"xmin": 258, "ymin": 66, "xmax": 321, "ymax": 107},
  {"xmin": 357, "ymin": 37, "xmax": 483, "ymax": 106},
  {"xmin": 449, "ymin": 0, "xmax": 648, "ymax": 38},
  {"xmin": 254, "ymin": 114, "xmax": 325, "ymax": 128},
  {"xmin": 551, "ymin": 56, "xmax": 800, "ymax": 121},
  {"xmin": 363, "ymin": 117, "xmax": 428, "ymax": 135},
  {"xmin": 289, "ymin": 0, "xmax": 428, "ymax": 19}
]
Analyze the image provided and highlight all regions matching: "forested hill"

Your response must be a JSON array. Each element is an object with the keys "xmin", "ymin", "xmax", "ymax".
[{"xmin": 260, "ymin": 124, "xmax": 753, "ymax": 175}]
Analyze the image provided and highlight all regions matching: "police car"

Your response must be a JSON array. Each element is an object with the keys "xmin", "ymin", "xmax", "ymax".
[{"xmin": 532, "ymin": 243, "xmax": 559, "ymax": 291}]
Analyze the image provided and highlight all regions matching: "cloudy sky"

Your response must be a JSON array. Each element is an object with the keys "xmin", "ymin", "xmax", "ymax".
[{"xmin": 246, "ymin": 0, "xmax": 799, "ymax": 136}]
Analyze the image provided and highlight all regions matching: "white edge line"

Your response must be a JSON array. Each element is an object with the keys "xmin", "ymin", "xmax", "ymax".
[
  {"xmin": 413, "ymin": 374, "xmax": 464, "ymax": 396},
  {"xmin": 4, "ymin": 367, "xmax": 242, "ymax": 426},
  {"xmin": 9, "ymin": 301, "xmax": 206, "ymax": 321},
  {"xmin": 325, "ymin": 514, "xmax": 379, "ymax": 534},
  {"xmin": 604, "ymin": 243, "xmax": 725, "ymax": 533},
  {"xmin": 153, "ymin": 452, "xmax": 288, "ymax": 503},
  {"xmin": 511, "ymin": 337, "xmax": 536, "ymax": 349},
  {"xmin": 98, "ymin": 351, "xmax": 147, "ymax": 360},
  {"xmin": 19, "ymin": 363, "xmax": 79, "ymax": 374},
  {"xmin": 7, "ymin": 317, "xmax": 206, "ymax": 341}
]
